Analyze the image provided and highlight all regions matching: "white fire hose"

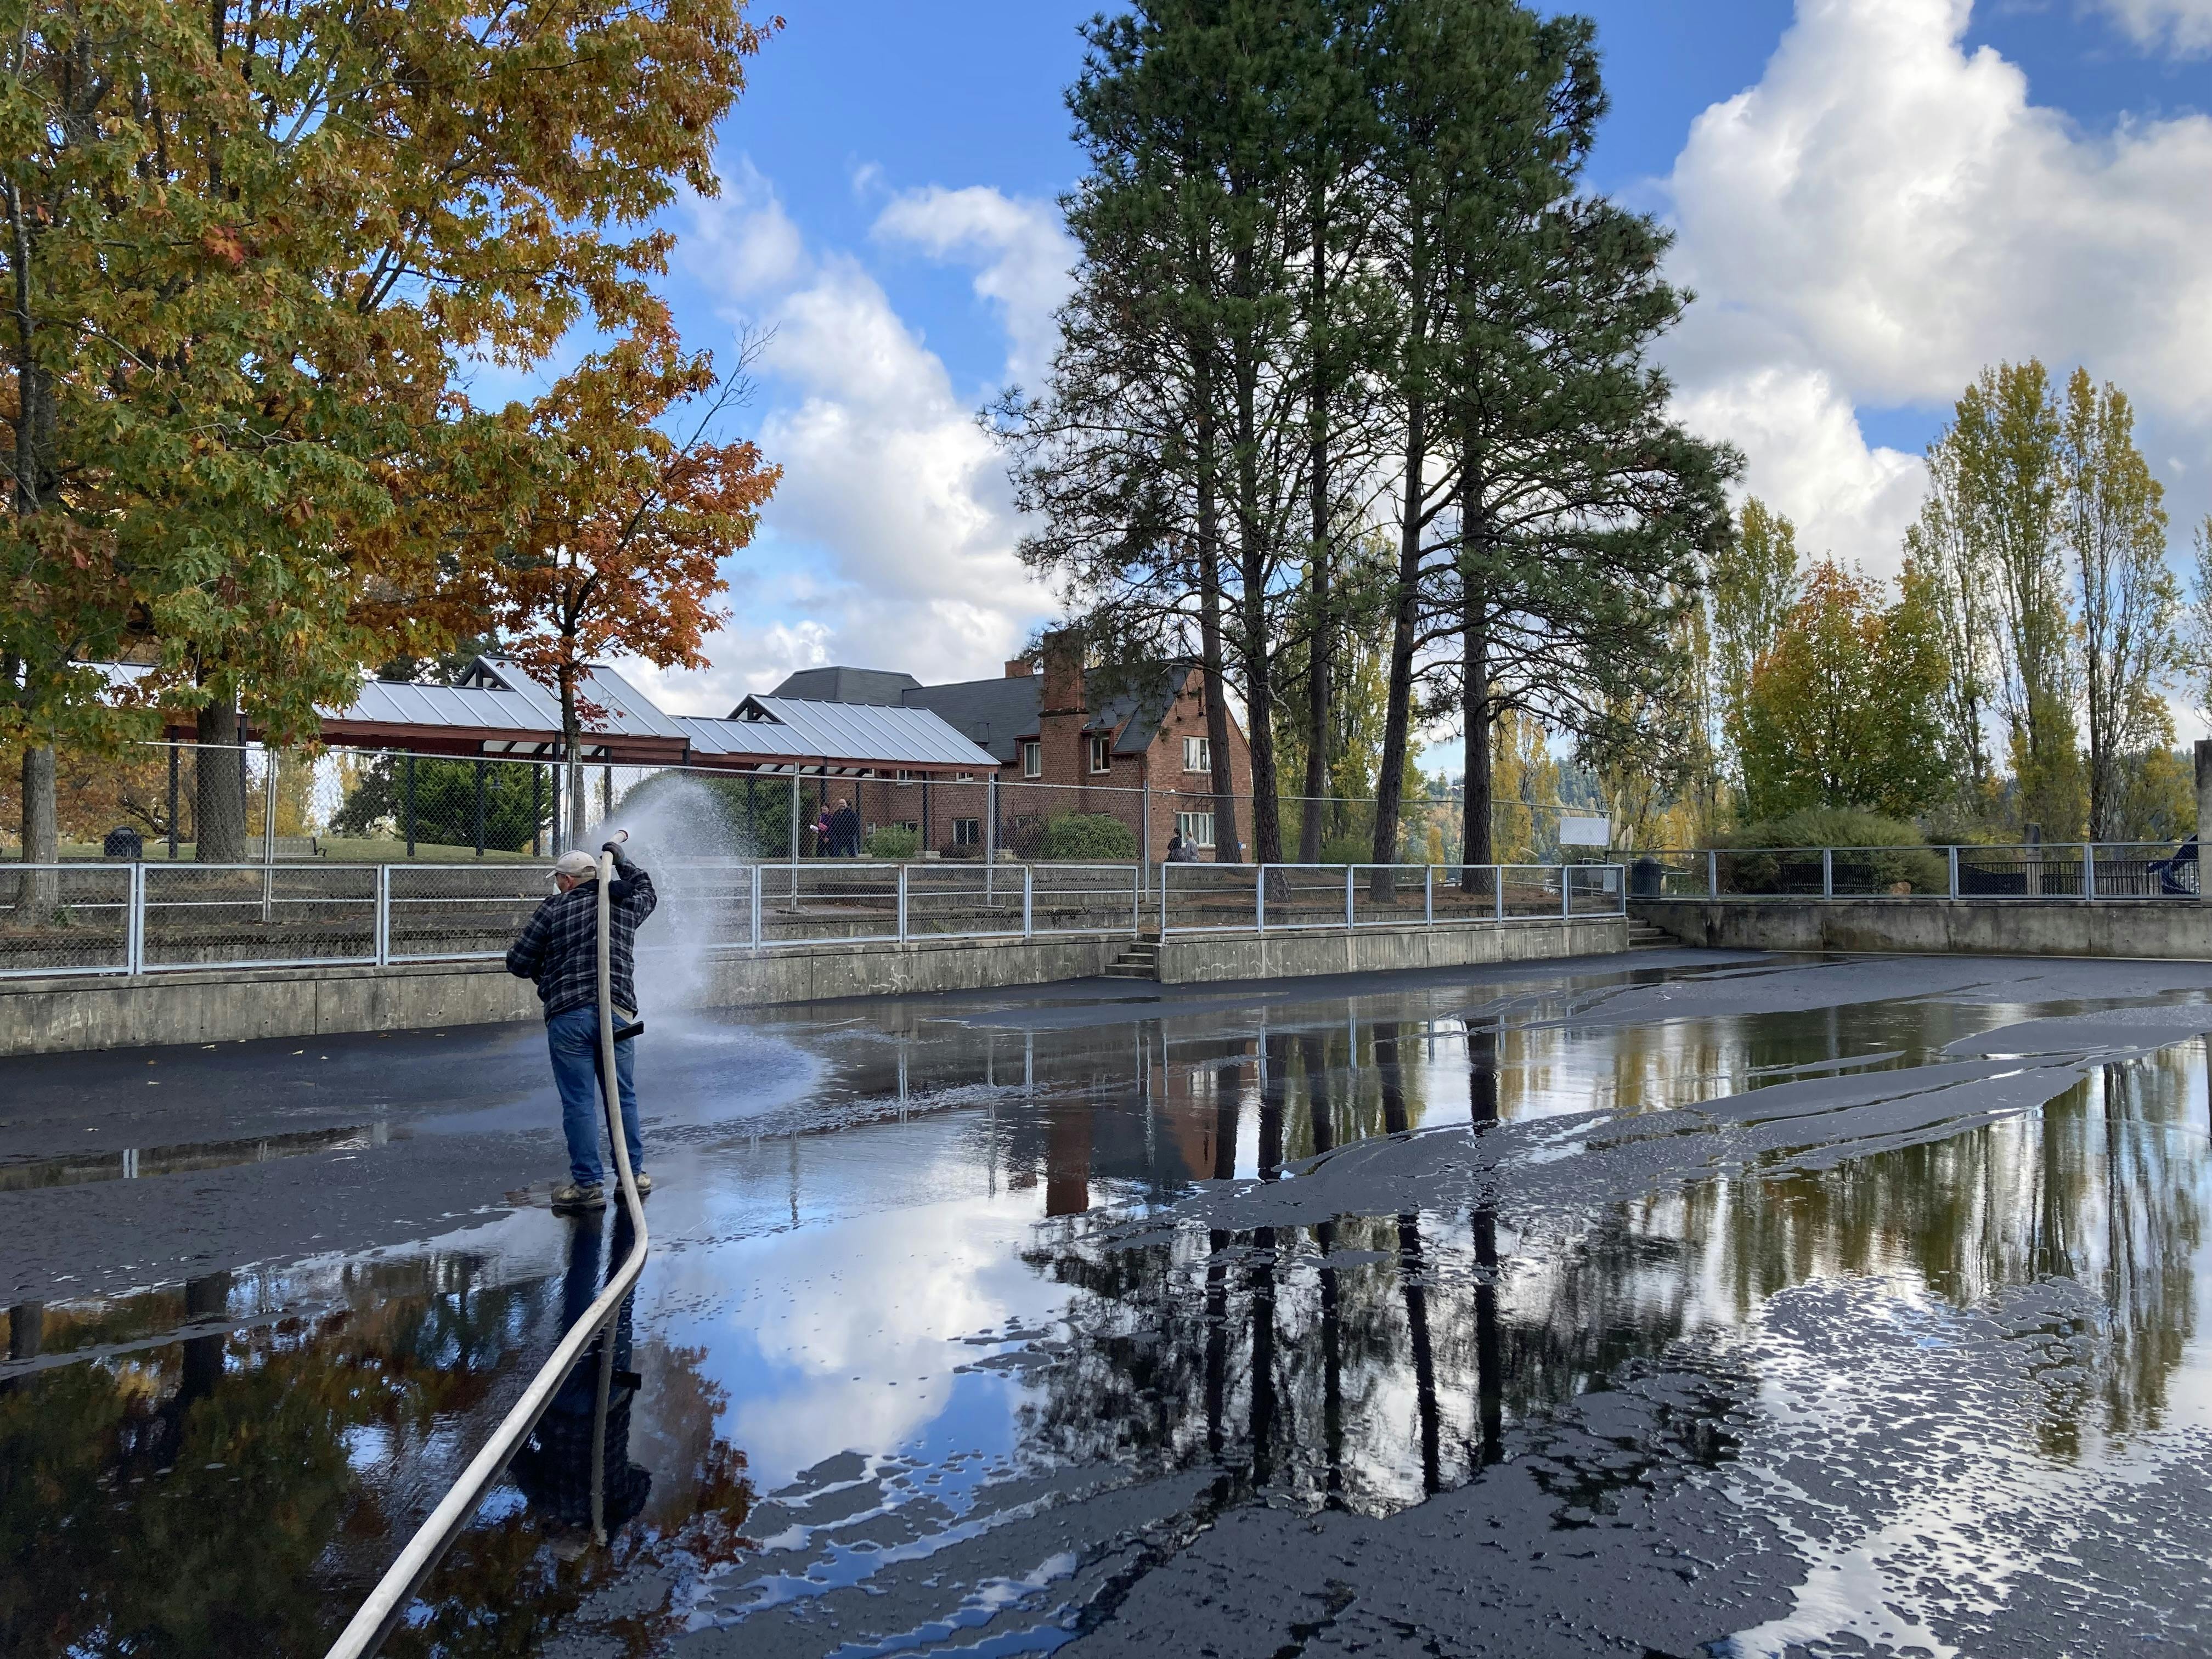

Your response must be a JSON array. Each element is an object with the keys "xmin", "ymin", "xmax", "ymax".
[{"xmin": 324, "ymin": 843, "xmax": 650, "ymax": 1659}]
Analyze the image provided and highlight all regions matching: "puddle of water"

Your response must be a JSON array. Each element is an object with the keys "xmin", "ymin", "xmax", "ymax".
[{"xmin": 8, "ymin": 961, "xmax": 2212, "ymax": 1655}]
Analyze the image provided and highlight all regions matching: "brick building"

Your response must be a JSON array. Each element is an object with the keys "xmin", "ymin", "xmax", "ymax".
[{"xmin": 772, "ymin": 637, "xmax": 1254, "ymax": 862}]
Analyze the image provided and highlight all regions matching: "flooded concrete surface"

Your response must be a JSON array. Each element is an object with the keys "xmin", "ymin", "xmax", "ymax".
[{"xmin": 7, "ymin": 946, "xmax": 2212, "ymax": 1655}]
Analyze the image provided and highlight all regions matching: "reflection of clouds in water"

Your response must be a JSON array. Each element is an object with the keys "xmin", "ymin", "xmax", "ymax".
[{"xmin": 650, "ymin": 1190, "xmax": 1067, "ymax": 1489}]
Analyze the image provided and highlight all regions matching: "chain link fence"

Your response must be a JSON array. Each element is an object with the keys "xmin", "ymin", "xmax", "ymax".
[
  {"xmin": 0, "ymin": 866, "xmax": 133, "ymax": 978},
  {"xmin": 7, "ymin": 741, "xmax": 1604, "ymax": 868}
]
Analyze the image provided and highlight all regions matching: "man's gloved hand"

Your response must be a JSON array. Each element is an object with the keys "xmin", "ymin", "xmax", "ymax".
[{"xmin": 601, "ymin": 839, "xmax": 633, "ymax": 868}]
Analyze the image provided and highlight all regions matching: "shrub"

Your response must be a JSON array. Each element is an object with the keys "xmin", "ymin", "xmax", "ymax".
[
  {"xmin": 1725, "ymin": 807, "xmax": 1923, "ymax": 850},
  {"xmin": 1722, "ymin": 808, "xmax": 1943, "ymax": 895},
  {"xmin": 1319, "ymin": 833, "xmax": 1369, "ymax": 867},
  {"xmin": 864, "ymin": 824, "xmax": 920, "ymax": 859},
  {"xmin": 1040, "ymin": 812, "xmax": 1138, "ymax": 861}
]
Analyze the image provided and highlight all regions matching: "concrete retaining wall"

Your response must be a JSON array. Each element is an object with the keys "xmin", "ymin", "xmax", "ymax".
[
  {"xmin": 1634, "ymin": 898, "xmax": 2212, "ymax": 960},
  {"xmin": 1158, "ymin": 917, "xmax": 1625, "ymax": 984},
  {"xmin": 0, "ymin": 916, "xmax": 1623, "ymax": 1057}
]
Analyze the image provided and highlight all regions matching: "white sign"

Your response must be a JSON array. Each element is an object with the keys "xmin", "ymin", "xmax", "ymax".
[{"xmin": 1558, "ymin": 814, "xmax": 1611, "ymax": 847}]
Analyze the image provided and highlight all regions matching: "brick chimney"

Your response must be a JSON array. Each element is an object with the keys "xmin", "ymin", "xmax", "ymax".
[
  {"xmin": 1003, "ymin": 657, "xmax": 1035, "ymax": 678},
  {"xmin": 1039, "ymin": 630, "xmax": 1086, "ymax": 785}
]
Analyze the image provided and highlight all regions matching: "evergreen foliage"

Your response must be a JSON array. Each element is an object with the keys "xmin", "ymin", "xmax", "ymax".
[{"xmin": 1040, "ymin": 813, "xmax": 1139, "ymax": 861}]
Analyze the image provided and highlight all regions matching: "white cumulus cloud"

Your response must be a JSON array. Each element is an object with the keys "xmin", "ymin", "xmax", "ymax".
[
  {"xmin": 1660, "ymin": 0, "xmax": 2212, "ymax": 575},
  {"xmin": 2093, "ymin": 0, "xmax": 2212, "ymax": 54},
  {"xmin": 628, "ymin": 165, "xmax": 1058, "ymax": 700},
  {"xmin": 872, "ymin": 185, "xmax": 1077, "ymax": 388}
]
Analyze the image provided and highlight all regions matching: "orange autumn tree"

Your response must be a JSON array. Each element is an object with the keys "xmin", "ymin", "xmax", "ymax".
[{"xmin": 450, "ymin": 327, "xmax": 780, "ymax": 845}]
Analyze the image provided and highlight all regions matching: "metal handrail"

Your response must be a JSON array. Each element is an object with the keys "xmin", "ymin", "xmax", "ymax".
[
  {"xmin": 323, "ymin": 847, "xmax": 647, "ymax": 1659},
  {"xmin": 2, "ymin": 857, "xmax": 1629, "ymax": 979}
]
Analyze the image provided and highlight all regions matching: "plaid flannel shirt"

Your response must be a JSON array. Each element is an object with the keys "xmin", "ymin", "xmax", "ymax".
[{"xmin": 505, "ymin": 864, "xmax": 658, "ymax": 1020}]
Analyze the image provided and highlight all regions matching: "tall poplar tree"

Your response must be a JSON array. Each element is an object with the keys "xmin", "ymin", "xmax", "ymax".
[
  {"xmin": 1944, "ymin": 361, "xmax": 2083, "ymax": 837},
  {"xmin": 2061, "ymin": 369, "xmax": 2176, "ymax": 842},
  {"xmin": 1709, "ymin": 498, "xmax": 1800, "ymax": 781},
  {"xmin": 1903, "ymin": 435, "xmax": 1999, "ymax": 805}
]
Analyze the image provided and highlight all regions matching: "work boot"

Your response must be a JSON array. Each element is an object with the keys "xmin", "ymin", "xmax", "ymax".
[
  {"xmin": 551, "ymin": 1182, "xmax": 606, "ymax": 1212},
  {"xmin": 630, "ymin": 1170, "xmax": 653, "ymax": 1195}
]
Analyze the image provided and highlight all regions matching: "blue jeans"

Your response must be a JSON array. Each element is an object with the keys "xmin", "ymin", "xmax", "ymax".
[{"xmin": 546, "ymin": 1005, "xmax": 644, "ymax": 1188}]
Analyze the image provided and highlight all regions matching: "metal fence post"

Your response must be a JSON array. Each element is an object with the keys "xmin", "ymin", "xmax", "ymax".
[
  {"xmin": 1141, "ymin": 778, "xmax": 1152, "ymax": 890},
  {"xmin": 1159, "ymin": 861, "xmax": 1169, "ymax": 939},
  {"xmin": 1822, "ymin": 848, "xmax": 1833, "ymax": 900},
  {"xmin": 2083, "ymin": 842, "xmax": 2095, "ymax": 902},
  {"xmin": 1023, "ymin": 865, "xmax": 1034, "ymax": 939},
  {"xmin": 1424, "ymin": 864, "xmax": 1434, "ymax": 925},
  {"xmin": 1948, "ymin": 844, "xmax": 1960, "ymax": 900},
  {"xmin": 1707, "ymin": 848, "xmax": 1719, "ymax": 898},
  {"xmin": 127, "ymin": 862, "xmax": 145, "ymax": 975},
  {"xmin": 1131, "ymin": 865, "xmax": 1139, "ymax": 937},
  {"xmin": 1561, "ymin": 866, "xmax": 1571, "ymax": 920},
  {"xmin": 1495, "ymin": 865, "xmax": 1505, "ymax": 922},
  {"xmin": 750, "ymin": 863, "xmax": 762, "ymax": 951},
  {"xmin": 1256, "ymin": 865, "xmax": 1266, "ymax": 935},
  {"xmin": 897, "ymin": 864, "xmax": 909, "ymax": 943},
  {"xmin": 375, "ymin": 865, "xmax": 391, "ymax": 966},
  {"xmin": 1345, "ymin": 866, "xmax": 1356, "ymax": 930}
]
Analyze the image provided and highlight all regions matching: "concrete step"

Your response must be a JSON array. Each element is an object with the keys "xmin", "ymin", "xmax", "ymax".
[{"xmin": 1103, "ymin": 965, "xmax": 1158, "ymax": 980}]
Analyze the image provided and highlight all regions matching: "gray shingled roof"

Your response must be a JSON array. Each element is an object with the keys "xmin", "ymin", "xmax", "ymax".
[
  {"xmin": 766, "ymin": 665, "xmax": 921, "ymax": 706},
  {"xmin": 894, "ymin": 663, "xmax": 1196, "ymax": 763},
  {"xmin": 898, "ymin": 677, "xmax": 1041, "ymax": 764}
]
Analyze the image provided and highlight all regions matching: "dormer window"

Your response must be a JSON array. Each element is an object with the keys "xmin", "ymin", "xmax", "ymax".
[
  {"xmin": 1088, "ymin": 734, "xmax": 1112, "ymax": 774},
  {"xmin": 1022, "ymin": 740, "xmax": 1042, "ymax": 778}
]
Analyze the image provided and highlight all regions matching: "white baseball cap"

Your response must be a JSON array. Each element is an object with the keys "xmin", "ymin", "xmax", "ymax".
[{"xmin": 550, "ymin": 850, "xmax": 597, "ymax": 880}]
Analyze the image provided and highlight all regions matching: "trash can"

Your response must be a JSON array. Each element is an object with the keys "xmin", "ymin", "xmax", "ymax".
[{"xmin": 103, "ymin": 826, "xmax": 144, "ymax": 861}]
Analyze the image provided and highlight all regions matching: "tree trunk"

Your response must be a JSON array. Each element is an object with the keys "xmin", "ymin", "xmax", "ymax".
[
  {"xmin": 1194, "ymin": 394, "xmax": 1242, "ymax": 865},
  {"xmin": 1235, "ymin": 397, "xmax": 1283, "ymax": 865},
  {"xmin": 560, "ymin": 661, "xmax": 586, "ymax": 851},
  {"xmin": 1299, "ymin": 177, "xmax": 1332, "ymax": 866},
  {"xmin": 1460, "ymin": 457, "xmax": 1494, "ymax": 880},
  {"xmin": 1461, "ymin": 586, "xmax": 1493, "ymax": 878},
  {"xmin": 1370, "ymin": 386, "xmax": 1426, "ymax": 893},
  {"xmin": 14, "ymin": 744, "xmax": 58, "ymax": 926},
  {"xmin": 9, "ymin": 192, "xmax": 63, "ymax": 906},
  {"xmin": 194, "ymin": 699, "xmax": 247, "ymax": 863}
]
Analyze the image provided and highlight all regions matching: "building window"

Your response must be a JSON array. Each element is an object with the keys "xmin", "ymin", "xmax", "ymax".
[
  {"xmin": 953, "ymin": 817, "xmax": 981, "ymax": 847},
  {"xmin": 1022, "ymin": 740, "xmax": 1042, "ymax": 778},
  {"xmin": 894, "ymin": 768, "xmax": 918, "ymax": 786},
  {"xmin": 1176, "ymin": 810, "xmax": 1215, "ymax": 849},
  {"xmin": 955, "ymin": 771, "xmax": 976, "ymax": 782},
  {"xmin": 1088, "ymin": 734, "xmax": 1112, "ymax": 774},
  {"xmin": 1183, "ymin": 736, "xmax": 1210, "ymax": 774}
]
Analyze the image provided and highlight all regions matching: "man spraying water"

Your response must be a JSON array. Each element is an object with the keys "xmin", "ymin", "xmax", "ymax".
[{"xmin": 506, "ymin": 832, "xmax": 658, "ymax": 1212}]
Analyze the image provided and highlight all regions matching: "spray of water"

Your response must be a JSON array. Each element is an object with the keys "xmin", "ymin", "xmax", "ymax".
[{"xmin": 589, "ymin": 772, "xmax": 761, "ymax": 1021}]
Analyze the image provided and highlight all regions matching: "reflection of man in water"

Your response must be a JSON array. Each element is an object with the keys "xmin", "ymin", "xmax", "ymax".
[
  {"xmin": 512, "ymin": 1210, "xmax": 652, "ymax": 1535},
  {"xmin": 506, "ymin": 840, "xmax": 657, "ymax": 1212}
]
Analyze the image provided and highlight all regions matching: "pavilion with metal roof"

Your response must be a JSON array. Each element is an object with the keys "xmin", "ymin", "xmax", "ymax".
[{"xmin": 150, "ymin": 656, "xmax": 1000, "ymax": 778}]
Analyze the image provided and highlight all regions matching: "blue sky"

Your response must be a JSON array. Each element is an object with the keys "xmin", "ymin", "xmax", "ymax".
[{"xmin": 616, "ymin": 0, "xmax": 2212, "ymax": 740}]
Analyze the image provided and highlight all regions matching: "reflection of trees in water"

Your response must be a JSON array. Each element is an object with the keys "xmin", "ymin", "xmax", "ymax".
[
  {"xmin": 1018, "ymin": 1032, "xmax": 2212, "ymax": 1517},
  {"xmin": 0, "ymin": 1223, "xmax": 753, "ymax": 1658}
]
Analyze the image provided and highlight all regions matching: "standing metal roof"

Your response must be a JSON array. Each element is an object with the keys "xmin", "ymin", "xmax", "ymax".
[
  {"xmin": 709, "ymin": 696, "xmax": 998, "ymax": 770},
  {"xmin": 460, "ymin": 657, "xmax": 693, "ymax": 742}
]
